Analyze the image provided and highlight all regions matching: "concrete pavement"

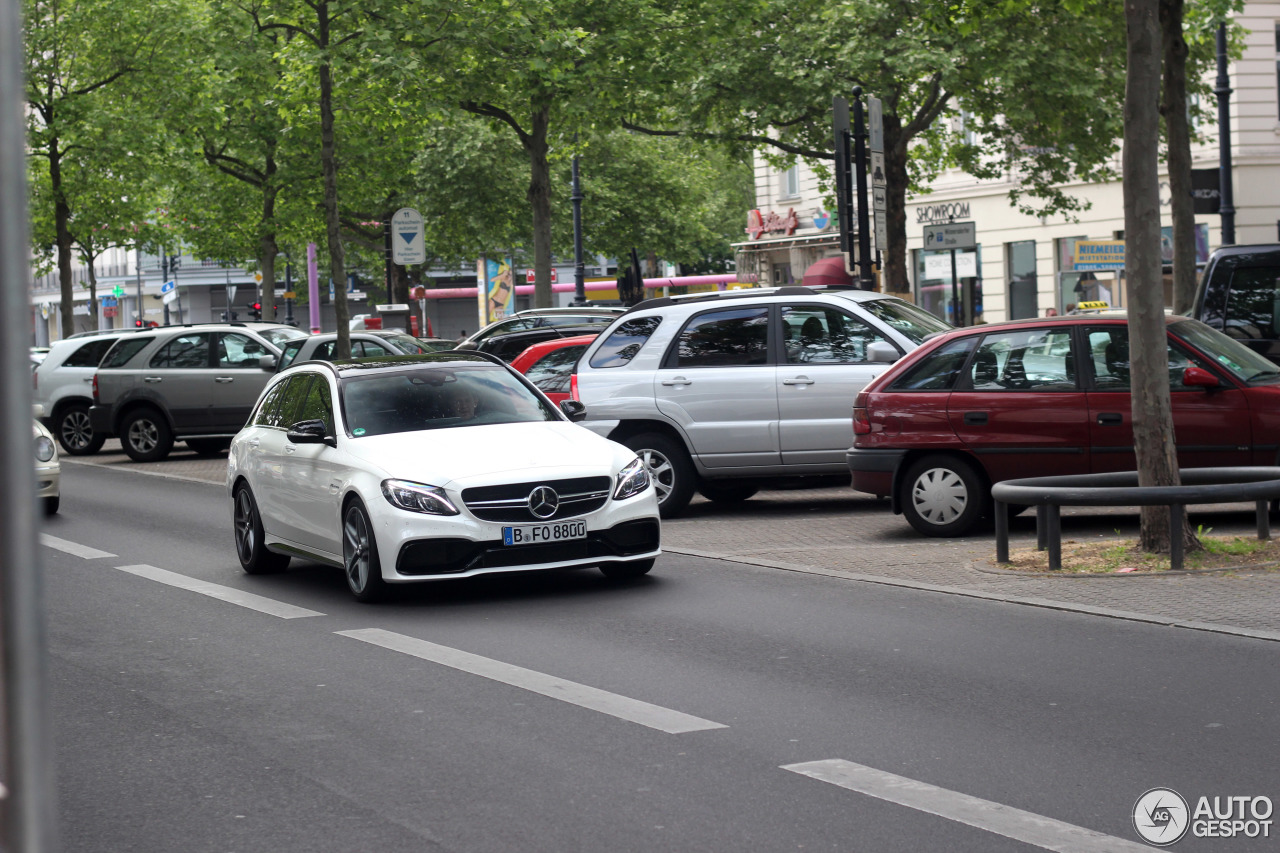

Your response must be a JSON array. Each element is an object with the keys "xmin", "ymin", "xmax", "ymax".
[{"xmin": 64, "ymin": 440, "xmax": 1280, "ymax": 642}]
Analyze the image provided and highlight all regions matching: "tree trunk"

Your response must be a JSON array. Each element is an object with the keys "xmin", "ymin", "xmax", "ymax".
[
  {"xmin": 50, "ymin": 138, "xmax": 75, "ymax": 338},
  {"xmin": 882, "ymin": 118, "xmax": 911, "ymax": 296},
  {"xmin": 259, "ymin": 152, "xmax": 279, "ymax": 324},
  {"xmin": 526, "ymin": 99, "xmax": 553, "ymax": 309},
  {"xmin": 85, "ymin": 257, "xmax": 99, "ymax": 332},
  {"xmin": 1160, "ymin": 0, "xmax": 1196, "ymax": 315},
  {"xmin": 318, "ymin": 5, "xmax": 349, "ymax": 355},
  {"xmin": 1125, "ymin": 0, "xmax": 1197, "ymax": 554}
]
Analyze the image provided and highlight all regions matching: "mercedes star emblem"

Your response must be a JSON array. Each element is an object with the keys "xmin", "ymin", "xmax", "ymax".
[{"xmin": 528, "ymin": 486, "xmax": 560, "ymax": 519}]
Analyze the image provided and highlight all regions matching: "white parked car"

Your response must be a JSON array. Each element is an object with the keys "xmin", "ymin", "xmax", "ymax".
[
  {"xmin": 227, "ymin": 353, "xmax": 661, "ymax": 601},
  {"xmin": 34, "ymin": 420, "xmax": 60, "ymax": 515}
]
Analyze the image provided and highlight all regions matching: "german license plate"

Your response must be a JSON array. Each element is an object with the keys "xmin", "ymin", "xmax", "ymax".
[{"xmin": 502, "ymin": 519, "xmax": 586, "ymax": 546}]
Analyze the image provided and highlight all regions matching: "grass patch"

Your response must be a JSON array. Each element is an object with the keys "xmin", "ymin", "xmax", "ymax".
[{"xmin": 994, "ymin": 534, "xmax": 1280, "ymax": 574}]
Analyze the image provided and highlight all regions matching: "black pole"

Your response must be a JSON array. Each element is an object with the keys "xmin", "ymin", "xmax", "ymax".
[
  {"xmin": 950, "ymin": 249, "xmax": 961, "ymax": 326},
  {"xmin": 284, "ymin": 261, "xmax": 296, "ymax": 326},
  {"xmin": 832, "ymin": 97, "xmax": 854, "ymax": 273},
  {"xmin": 572, "ymin": 135, "xmax": 586, "ymax": 305},
  {"xmin": 383, "ymin": 217, "xmax": 394, "ymax": 302},
  {"xmin": 162, "ymin": 255, "xmax": 170, "ymax": 325},
  {"xmin": 851, "ymin": 87, "xmax": 874, "ymax": 289},
  {"xmin": 1215, "ymin": 22, "xmax": 1236, "ymax": 245}
]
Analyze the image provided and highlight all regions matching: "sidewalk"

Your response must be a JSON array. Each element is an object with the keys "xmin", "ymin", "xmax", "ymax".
[{"xmin": 67, "ymin": 443, "xmax": 1280, "ymax": 642}]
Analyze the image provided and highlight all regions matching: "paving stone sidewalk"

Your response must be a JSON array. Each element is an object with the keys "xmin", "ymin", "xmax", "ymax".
[{"xmin": 68, "ymin": 442, "xmax": 1280, "ymax": 641}]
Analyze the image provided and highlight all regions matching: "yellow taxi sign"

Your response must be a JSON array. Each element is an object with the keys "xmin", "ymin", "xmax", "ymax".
[{"xmin": 1076, "ymin": 300, "xmax": 1109, "ymax": 310}]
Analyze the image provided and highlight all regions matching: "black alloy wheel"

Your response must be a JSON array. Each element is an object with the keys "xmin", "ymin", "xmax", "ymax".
[
  {"xmin": 233, "ymin": 485, "xmax": 290, "ymax": 574},
  {"xmin": 343, "ymin": 501, "xmax": 389, "ymax": 602},
  {"xmin": 56, "ymin": 403, "xmax": 105, "ymax": 456}
]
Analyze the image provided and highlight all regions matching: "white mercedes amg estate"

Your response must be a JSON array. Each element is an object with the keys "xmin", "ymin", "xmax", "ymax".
[{"xmin": 227, "ymin": 353, "xmax": 660, "ymax": 601}]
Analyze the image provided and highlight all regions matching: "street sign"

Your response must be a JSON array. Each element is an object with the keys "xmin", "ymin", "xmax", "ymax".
[
  {"xmin": 162, "ymin": 290, "xmax": 178, "ymax": 305},
  {"xmin": 411, "ymin": 285, "xmax": 427, "ymax": 300},
  {"xmin": 873, "ymin": 214, "xmax": 888, "ymax": 252},
  {"xmin": 282, "ymin": 291, "xmax": 296, "ymax": 299},
  {"xmin": 872, "ymin": 186, "xmax": 887, "ymax": 212},
  {"xmin": 923, "ymin": 221, "xmax": 977, "ymax": 251},
  {"xmin": 391, "ymin": 208, "xmax": 426, "ymax": 265},
  {"xmin": 161, "ymin": 280, "xmax": 175, "ymax": 294},
  {"xmin": 870, "ymin": 151, "xmax": 886, "ymax": 187},
  {"xmin": 375, "ymin": 303, "xmax": 410, "ymax": 312},
  {"xmin": 868, "ymin": 96, "xmax": 884, "ymax": 153},
  {"xmin": 226, "ymin": 285, "xmax": 238, "ymax": 306},
  {"xmin": 100, "ymin": 297, "xmax": 117, "ymax": 307}
]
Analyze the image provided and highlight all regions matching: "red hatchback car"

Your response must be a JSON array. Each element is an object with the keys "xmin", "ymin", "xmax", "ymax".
[
  {"xmin": 847, "ymin": 312, "xmax": 1280, "ymax": 536},
  {"xmin": 510, "ymin": 333, "xmax": 600, "ymax": 405}
]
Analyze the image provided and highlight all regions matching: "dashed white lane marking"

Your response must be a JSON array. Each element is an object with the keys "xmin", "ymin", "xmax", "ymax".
[
  {"xmin": 782, "ymin": 759, "xmax": 1149, "ymax": 852},
  {"xmin": 115, "ymin": 565, "xmax": 324, "ymax": 619},
  {"xmin": 337, "ymin": 628, "xmax": 727, "ymax": 734},
  {"xmin": 41, "ymin": 534, "xmax": 115, "ymax": 560}
]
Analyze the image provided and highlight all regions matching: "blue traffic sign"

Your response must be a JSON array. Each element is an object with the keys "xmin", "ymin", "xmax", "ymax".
[{"xmin": 161, "ymin": 280, "xmax": 175, "ymax": 293}]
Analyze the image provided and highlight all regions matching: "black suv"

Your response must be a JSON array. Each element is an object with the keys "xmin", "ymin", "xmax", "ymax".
[
  {"xmin": 89, "ymin": 324, "xmax": 288, "ymax": 461},
  {"xmin": 1192, "ymin": 244, "xmax": 1280, "ymax": 363}
]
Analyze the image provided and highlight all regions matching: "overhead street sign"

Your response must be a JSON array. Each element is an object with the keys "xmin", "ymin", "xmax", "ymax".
[
  {"xmin": 923, "ymin": 221, "xmax": 977, "ymax": 251},
  {"xmin": 391, "ymin": 208, "xmax": 426, "ymax": 265}
]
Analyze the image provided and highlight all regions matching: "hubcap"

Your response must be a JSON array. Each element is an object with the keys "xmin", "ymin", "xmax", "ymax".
[
  {"xmin": 911, "ymin": 467, "xmax": 968, "ymax": 525},
  {"xmin": 234, "ymin": 490, "xmax": 255, "ymax": 563},
  {"xmin": 60, "ymin": 410, "xmax": 93, "ymax": 451},
  {"xmin": 636, "ymin": 448, "xmax": 674, "ymax": 503},
  {"xmin": 128, "ymin": 418, "xmax": 159, "ymax": 453},
  {"xmin": 344, "ymin": 508, "xmax": 370, "ymax": 592}
]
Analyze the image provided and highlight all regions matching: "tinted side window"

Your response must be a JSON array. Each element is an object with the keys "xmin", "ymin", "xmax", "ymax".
[
  {"xmin": 274, "ymin": 375, "xmax": 313, "ymax": 428},
  {"xmin": 252, "ymin": 380, "xmax": 288, "ymax": 427},
  {"xmin": 150, "ymin": 333, "xmax": 210, "ymax": 368},
  {"xmin": 294, "ymin": 376, "xmax": 333, "ymax": 432},
  {"xmin": 526, "ymin": 345, "xmax": 588, "ymax": 393},
  {"xmin": 673, "ymin": 307, "xmax": 769, "ymax": 368},
  {"xmin": 101, "ymin": 337, "xmax": 153, "ymax": 368},
  {"xmin": 278, "ymin": 340, "xmax": 305, "ymax": 370},
  {"xmin": 1222, "ymin": 267, "xmax": 1280, "ymax": 343},
  {"xmin": 589, "ymin": 317, "xmax": 662, "ymax": 368},
  {"xmin": 63, "ymin": 338, "xmax": 116, "ymax": 368},
  {"xmin": 353, "ymin": 341, "xmax": 391, "ymax": 357},
  {"xmin": 889, "ymin": 338, "xmax": 975, "ymax": 391}
]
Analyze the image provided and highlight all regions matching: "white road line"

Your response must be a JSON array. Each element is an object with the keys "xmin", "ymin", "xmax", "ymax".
[
  {"xmin": 337, "ymin": 628, "xmax": 727, "ymax": 735},
  {"xmin": 781, "ymin": 759, "xmax": 1149, "ymax": 853},
  {"xmin": 40, "ymin": 534, "xmax": 115, "ymax": 560},
  {"xmin": 115, "ymin": 565, "xmax": 324, "ymax": 620}
]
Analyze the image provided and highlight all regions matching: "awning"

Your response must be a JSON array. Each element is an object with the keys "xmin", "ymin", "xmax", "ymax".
[{"xmin": 801, "ymin": 256, "xmax": 853, "ymax": 287}]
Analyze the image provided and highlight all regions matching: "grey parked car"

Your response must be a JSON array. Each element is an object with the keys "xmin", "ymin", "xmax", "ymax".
[
  {"xmin": 571, "ymin": 285, "xmax": 951, "ymax": 516},
  {"xmin": 274, "ymin": 330, "xmax": 445, "ymax": 371},
  {"xmin": 89, "ymin": 323, "xmax": 291, "ymax": 462},
  {"xmin": 34, "ymin": 328, "xmax": 152, "ymax": 455}
]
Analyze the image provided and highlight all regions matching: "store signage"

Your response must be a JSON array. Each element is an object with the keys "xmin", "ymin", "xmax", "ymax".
[
  {"xmin": 913, "ymin": 202, "xmax": 971, "ymax": 225},
  {"xmin": 1074, "ymin": 240, "xmax": 1126, "ymax": 270},
  {"xmin": 1190, "ymin": 169, "xmax": 1221, "ymax": 214},
  {"xmin": 746, "ymin": 208, "xmax": 800, "ymax": 240},
  {"xmin": 812, "ymin": 209, "xmax": 831, "ymax": 230}
]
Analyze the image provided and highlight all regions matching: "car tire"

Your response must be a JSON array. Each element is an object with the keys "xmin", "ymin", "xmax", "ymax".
[
  {"xmin": 121, "ymin": 408, "xmax": 174, "ymax": 463},
  {"xmin": 900, "ymin": 454, "xmax": 987, "ymax": 537},
  {"xmin": 622, "ymin": 432, "xmax": 695, "ymax": 519},
  {"xmin": 697, "ymin": 479, "xmax": 759, "ymax": 504},
  {"xmin": 56, "ymin": 403, "xmax": 105, "ymax": 456},
  {"xmin": 598, "ymin": 557, "xmax": 655, "ymax": 580},
  {"xmin": 232, "ymin": 485, "xmax": 290, "ymax": 574},
  {"xmin": 43, "ymin": 496, "xmax": 59, "ymax": 516},
  {"xmin": 343, "ymin": 500, "xmax": 389, "ymax": 603},
  {"xmin": 186, "ymin": 438, "xmax": 232, "ymax": 457}
]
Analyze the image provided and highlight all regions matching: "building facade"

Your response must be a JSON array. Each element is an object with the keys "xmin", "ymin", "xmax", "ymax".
[{"xmin": 735, "ymin": 1, "xmax": 1280, "ymax": 324}]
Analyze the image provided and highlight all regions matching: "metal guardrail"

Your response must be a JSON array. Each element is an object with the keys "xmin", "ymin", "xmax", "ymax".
[{"xmin": 991, "ymin": 468, "xmax": 1280, "ymax": 571}]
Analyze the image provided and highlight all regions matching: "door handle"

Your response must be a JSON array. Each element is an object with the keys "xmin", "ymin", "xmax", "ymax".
[
  {"xmin": 783, "ymin": 376, "xmax": 815, "ymax": 386},
  {"xmin": 963, "ymin": 412, "xmax": 988, "ymax": 425},
  {"xmin": 143, "ymin": 376, "xmax": 162, "ymax": 383},
  {"xmin": 214, "ymin": 376, "xmax": 234, "ymax": 383},
  {"xmin": 661, "ymin": 377, "xmax": 692, "ymax": 386},
  {"xmin": 284, "ymin": 445, "xmax": 296, "ymax": 453},
  {"xmin": 1097, "ymin": 412, "xmax": 1124, "ymax": 425},
  {"xmin": 246, "ymin": 439, "xmax": 260, "ymax": 449},
  {"xmin": 82, "ymin": 377, "xmax": 93, "ymax": 382}
]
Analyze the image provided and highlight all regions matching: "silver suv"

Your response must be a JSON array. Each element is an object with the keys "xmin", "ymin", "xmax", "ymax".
[
  {"xmin": 34, "ymin": 329, "xmax": 151, "ymax": 455},
  {"xmin": 89, "ymin": 324, "xmax": 291, "ymax": 462},
  {"xmin": 571, "ymin": 285, "xmax": 950, "ymax": 516}
]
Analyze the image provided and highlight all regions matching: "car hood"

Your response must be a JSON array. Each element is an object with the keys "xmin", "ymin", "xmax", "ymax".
[{"xmin": 340, "ymin": 421, "xmax": 636, "ymax": 487}]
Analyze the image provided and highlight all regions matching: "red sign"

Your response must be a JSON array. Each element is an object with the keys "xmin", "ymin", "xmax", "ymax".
[
  {"xmin": 746, "ymin": 208, "xmax": 800, "ymax": 240},
  {"xmin": 525, "ymin": 268, "xmax": 559, "ymax": 283},
  {"xmin": 103, "ymin": 307, "xmax": 118, "ymax": 318},
  {"xmin": 411, "ymin": 285, "xmax": 426, "ymax": 299}
]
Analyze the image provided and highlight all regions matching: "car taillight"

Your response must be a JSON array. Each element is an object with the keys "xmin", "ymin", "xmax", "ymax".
[
  {"xmin": 570, "ymin": 373, "xmax": 580, "ymax": 402},
  {"xmin": 92, "ymin": 373, "xmax": 99, "ymax": 404},
  {"xmin": 852, "ymin": 390, "xmax": 871, "ymax": 435}
]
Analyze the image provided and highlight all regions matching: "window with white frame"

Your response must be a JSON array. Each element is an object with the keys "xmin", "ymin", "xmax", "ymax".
[{"xmin": 781, "ymin": 165, "xmax": 800, "ymax": 198}]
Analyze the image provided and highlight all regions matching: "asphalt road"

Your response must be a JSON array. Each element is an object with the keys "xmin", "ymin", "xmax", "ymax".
[{"xmin": 42, "ymin": 462, "xmax": 1280, "ymax": 852}]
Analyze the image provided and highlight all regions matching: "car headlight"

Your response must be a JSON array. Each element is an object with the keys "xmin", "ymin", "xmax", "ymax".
[
  {"xmin": 35, "ymin": 435, "xmax": 55, "ymax": 463},
  {"xmin": 381, "ymin": 480, "xmax": 459, "ymax": 516},
  {"xmin": 613, "ymin": 456, "xmax": 650, "ymax": 501}
]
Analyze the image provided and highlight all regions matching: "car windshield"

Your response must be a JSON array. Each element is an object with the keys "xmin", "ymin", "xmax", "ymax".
[
  {"xmin": 339, "ymin": 365, "xmax": 559, "ymax": 437},
  {"xmin": 859, "ymin": 297, "xmax": 952, "ymax": 344},
  {"xmin": 1172, "ymin": 318, "xmax": 1280, "ymax": 382},
  {"xmin": 258, "ymin": 327, "xmax": 309, "ymax": 348}
]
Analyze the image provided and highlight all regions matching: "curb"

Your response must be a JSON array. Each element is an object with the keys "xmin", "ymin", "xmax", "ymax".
[
  {"xmin": 664, "ymin": 547, "xmax": 1280, "ymax": 645},
  {"xmin": 970, "ymin": 559, "xmax": 1280, "ymax": 579}
]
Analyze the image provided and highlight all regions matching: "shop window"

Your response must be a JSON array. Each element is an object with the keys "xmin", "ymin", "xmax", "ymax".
[
  {"xmin": 1007, "ymin": 240, "xmax": 1038, "ymax": 320},
  {"xmin": 914, "ymin": 246, "xmax": 982, "ymax": 325}
]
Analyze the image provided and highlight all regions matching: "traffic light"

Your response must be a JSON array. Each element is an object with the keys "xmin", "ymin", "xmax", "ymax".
[
  {"xmin": 135, "ymin": 318, "xmax": 144, "ymax": 327},
  {"xmin": 249, "ymin": 302, "xmax": 262, "ymax": 320}
]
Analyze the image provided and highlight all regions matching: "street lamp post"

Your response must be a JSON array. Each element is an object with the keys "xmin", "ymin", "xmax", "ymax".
[
  {"xmin": 571, "ymin": 138, "xmax": 586, "ymax": 305},
  {"xmin": 1215, "ymin": 21, "xmax": 1236, "ymax": 245}
]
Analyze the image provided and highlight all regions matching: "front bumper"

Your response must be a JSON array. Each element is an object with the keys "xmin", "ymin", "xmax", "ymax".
[{"xmin": 36, "ymin": 462, "xmax": 60, "ymax": 499}]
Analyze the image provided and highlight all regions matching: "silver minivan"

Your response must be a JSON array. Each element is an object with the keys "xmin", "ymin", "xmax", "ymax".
[{"xmin": 572, "ymin": 285, "xmax": 951, "ymax": 516}]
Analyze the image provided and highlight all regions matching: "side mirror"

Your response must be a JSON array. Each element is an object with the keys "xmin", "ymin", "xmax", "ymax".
[
  {"xmin": 867, "ymin": 341, "xmax": 901, "ymax": 364},
  {"xmin": 32, "ymin": 403, "xmax": 45, "ymax": 418},
  {"xmin": 559, "ymin": 400, "xmax": 587, "ymax": 422},
  {"xmin": 259, "ymin": 354, "xmax": 278, "ymax": 371},
  {"xmin": 1182, "ymin": 366, "xmax": 1220, "ymax": 389},
  {"xmin": 454, "ymin": 341, "xmax": 478, "ymax": 351},
  {"xmin": 287, "ymin": 419, "xmax": 335, "ymax": 446}
]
